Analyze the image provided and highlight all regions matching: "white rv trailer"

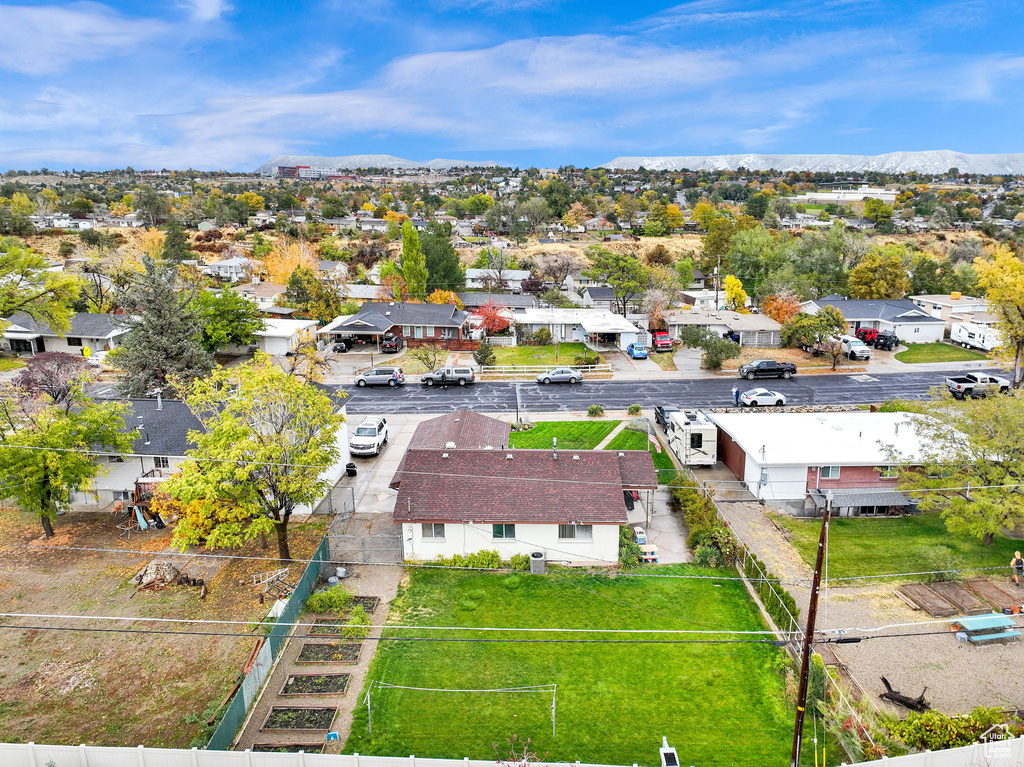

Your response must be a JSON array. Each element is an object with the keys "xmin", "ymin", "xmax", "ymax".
[
  {"xmin": 666, "ymin": 410, "xmax": 718, "ymax": 466},
  {"xmin": 950, "ymin": 322, "xmax": 1001, "ymax": 352}
]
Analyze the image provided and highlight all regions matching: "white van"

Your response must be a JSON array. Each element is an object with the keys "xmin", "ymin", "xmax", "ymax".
[
  {"xmin": 951, "ymin": 322, "xmax": 1001, "ymax": 352},
  {"xmin": 840, "ymin": 334, "xmax": 871, "ymax": 360}
]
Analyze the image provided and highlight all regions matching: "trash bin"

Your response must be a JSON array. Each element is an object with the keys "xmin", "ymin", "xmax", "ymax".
[{"xmin": 346, "ymin": 463, "xmax": 357, "ymax": 477}]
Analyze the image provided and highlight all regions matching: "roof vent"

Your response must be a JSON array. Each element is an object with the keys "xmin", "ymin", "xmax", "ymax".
[
  {"xmin": 572, "ymin": 455, "xmax": 581, "ymax": 461},
  {"xmin": 552, "ymin": 437, "xmax": 558, "ymax": 460},
  {"xmin": 506, "ymin": 453, "xmax": 514, "ymax": 459},
  {"xmin": 385, "ymin": 311, "xmax": 391, "ymax": 316},
  {"xmin": 441, "ymin": 453, "xmax": 449, "ymax": 458},
  {"xmin": 484, "ymin": 445, "xmax": 494, "ymax": 450},
  {"xmin": 389, "ymin": 302, "xmax": 395, "ymax": 306},
  {"xmin": 445, "ymin": 441, "xmax": 457, "ymax": 449},
  {"xmin": 617, "ymin": 452, "xmax": 625, "ymax": 457}
]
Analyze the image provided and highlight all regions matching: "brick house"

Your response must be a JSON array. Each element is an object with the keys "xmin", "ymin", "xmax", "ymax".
[
  {"xmin": 318, "ymin": 302, "xmax": 472, "ymax": 348},
  {"xmin": 391, "ymin": 412, "xmax": 656, "ymax": 565},
  {"xmin": 708, "ymin": 411, "xmax": 927, "ymax": 516}
]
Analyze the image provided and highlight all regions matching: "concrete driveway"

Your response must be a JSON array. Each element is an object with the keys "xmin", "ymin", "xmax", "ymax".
[{"xmin": 627, "ymin": 487, "xmax": 691, "ymax": 564}]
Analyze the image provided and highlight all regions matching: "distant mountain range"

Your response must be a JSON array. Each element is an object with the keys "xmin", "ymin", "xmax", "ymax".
[
  {"xmin": 601, "ymin": 150, "xmax": 1024, "ymax": 175},
  {"xmin": 253, "ymin": 155, "xmax": 499, "ymax": 173}
]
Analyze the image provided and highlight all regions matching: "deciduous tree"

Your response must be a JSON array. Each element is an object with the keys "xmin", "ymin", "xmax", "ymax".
[
  {"xmin": 408, "ymin": 343, "xmax": 447, "ymax": 371},
  {"xmin": 0, "ymin": 238, "xmax": 79, "ymax": 334},
  {"xmin": 13, "ymin": 352, "xmax": 96, "ymax": 412},
  {"xmin": 426, "ymin": 289, "xmax": 464, "ymax": 308},
  {"xmin": 975, "ymin": 245, "xmax": 1024, "ymax": 388},
  {"xmin": 476, "ymin": 299, "xmax": 512, "ymax": 335},
  {"xmin": 194, "ymin": 290, "xmax": 265, "ymax": 353},
  {"xmin": 761, "ymin": 293, "xmax": 801, "ymax": 325},
  {"xmin": 723, "ymin": 275, "xmax": 748, "ymax": 311},
  {"xmin": 584, "ymin": 246, "xmax": 649, "ymax": 316},
  {"xmin": 164, "ymin": 355, "xmax": 344, "ymax": 560},
  {"xmin": 848, "ymin": 246, "xmax": 910, "ymax": 299}
]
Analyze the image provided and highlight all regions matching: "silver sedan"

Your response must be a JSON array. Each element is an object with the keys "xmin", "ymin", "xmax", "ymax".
[{"xmin": 536, "ymin": 367, "xmax": 584, "ymax": 384}]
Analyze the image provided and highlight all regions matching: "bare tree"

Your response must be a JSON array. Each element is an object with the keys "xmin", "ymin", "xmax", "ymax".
[
  {"xmin": 480, "ymin": 246, "xmax": 516, "ymax": 291},
  {"xmin": 408, "ymin": 343, "xmax": 446, "ymax": 371},
  {"xmin": 540, "ymin": 251, "xmax": 583, "ymax": 289},
  {"xmin": 14, "ymin": 353, "xmax": 97, "ymax": 413}
]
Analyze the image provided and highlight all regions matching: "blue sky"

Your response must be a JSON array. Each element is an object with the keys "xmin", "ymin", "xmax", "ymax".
[{"xmin": 0, "ymin": 0, "xmax": 1022, "ymax": 171}]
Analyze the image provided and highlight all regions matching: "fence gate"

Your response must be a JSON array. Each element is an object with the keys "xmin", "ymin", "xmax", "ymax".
[{"xmin": 327, "ymin": 508, "xmax": 404, "ymax": 565}]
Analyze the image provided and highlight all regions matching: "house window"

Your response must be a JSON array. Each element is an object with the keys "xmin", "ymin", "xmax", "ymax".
[
  {"xmin": 879, "ymin": 466, "xmax": 898, "ymax": 479},
  {"xmin": 492, "ymin": 524, "xmax": 516, "ymax": 539},
  {"xmin": 819, "ymin": 466, "xmax": 840, "ymax": 479},
  {"xmin": 403, "ymin": 325, "xmax": 412, "ymax": 335},
  {"xmin": 66, "ymin": 337, "xmax": 82, "ymax": 347},
  {"xmin": 913, "ymin": 327, "xmax": 920, "ymax": 334},
  {"xmin": 426, "ymin": 326, "xmax": 435, "ymax": 337},
  {"xmin": 558, "ymin": 524, "xmax": 593, "ymax": 540},
  {"xmin": 422, "ymin": 523, "xmax": 445, "ymax": 539},
  {"xmin": 107, "ymin": 455, "xmax": 124, "ymax": 463},
  {"xmin": 113, "ymin": 490, "xmax": 132, "ymax": 501},
  {"xmin": 154, "ymin": 456, "xmax": 170, "ymax": 469}
]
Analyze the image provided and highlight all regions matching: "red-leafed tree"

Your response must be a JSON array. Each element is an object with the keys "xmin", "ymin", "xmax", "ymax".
[
  {"xmin": 476, "ymin": 299, "xmax": 511, "ymax": 335},
  {"xmin": 761, "ymin": 293, "xmax": 801, "ymax": 325}
]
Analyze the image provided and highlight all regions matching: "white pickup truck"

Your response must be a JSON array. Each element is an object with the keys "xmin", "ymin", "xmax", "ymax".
[{"xmin": 943, "ymin": 372, "xmax": 1010, "ymax": 399}]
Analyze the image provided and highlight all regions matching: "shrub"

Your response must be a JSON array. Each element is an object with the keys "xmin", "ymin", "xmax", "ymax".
[
  {"xmin": 745, "ymin": 551, "xmax": 801, "ymax": 629},
  {"xmin": 618, "ymin": 525, "xmax": 642, "ymax": 566},
  {"xmin": 473, "ymin": 342, "xmax": 496, "ymax": 367},
  {"xmin": 693, "ymin": 544, "xmax": 720, "ymax": 568},
  {"xmin": 433, "ymin": 549, "xmax": 504, "ymax": 569},
  {"xmin": 587, "ymin": 404, "xmax": 605, "ymax": 417},
  {"xmin": 887, "ymin": 708, "xmax": 1007, "ymax": 751},
  {"xmin": 341, "ymin": 604, "xmax": 371, "ymax": 638},
  {"xmin": 627, "ymin": 404, "xmax": 641, "ymax": 415},
  {"xmin": 533, "ymin": 327, "xmax": 552, "ymax": 345},
  {"xmin": 58, "ymin": 240, "xmax": 75, "ymax": 257},
  {"xmin": 574, "ymin": 353, "xmax": 600, "ymax": 367},
  {"xmin": 305, "ymin": 585, "xmax": 353, "ymax": 614},
  {"xmin": 509, "ymin": 553, "xmax": 530, "ymax": 571}
]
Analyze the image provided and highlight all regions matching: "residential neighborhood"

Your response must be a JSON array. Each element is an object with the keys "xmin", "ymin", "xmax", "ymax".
[{"xmin": 4, "ymin": 3, "xmax": 1024, "ymax": 766}]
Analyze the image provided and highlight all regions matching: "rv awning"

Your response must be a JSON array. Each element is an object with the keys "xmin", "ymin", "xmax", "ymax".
[{"xmin": 809, "ymin": 489, "xmax": 908, "ymax": 509}]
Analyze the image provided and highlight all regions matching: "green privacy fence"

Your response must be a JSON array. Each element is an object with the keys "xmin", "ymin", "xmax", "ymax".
[{"xmin": 206, "ymin": 536, "xmax": 330, "ymax": 750}]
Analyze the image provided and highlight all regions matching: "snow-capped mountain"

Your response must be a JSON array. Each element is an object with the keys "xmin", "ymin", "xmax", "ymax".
[
  {"xmin": 253, "ymin": 155, "xmax": 497, "ymax": 173},
  {"xmin": 601, "ymin": 150, "xmax": 1024, "ymax": 175}
]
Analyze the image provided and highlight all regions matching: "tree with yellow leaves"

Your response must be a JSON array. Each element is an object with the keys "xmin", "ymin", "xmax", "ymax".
[
  {"xmin": 237, "ymin": 191, "xmax": 265, "ymax": 212},
  {"xmin": 425, "ymin": 289, "xmax": 464, "ymax": 309},
  {"xmin": 975, "ymin": 245, "xmax": 1024, "ymax": 388},
  {"xmin": 723, "ymin": 275, "xmax": 748, "ymax": 312},
  {"xmin": 264, "ymin": 240, "xmax": 317, "ymax": 283},
  {"xmin": 692, "ymin": 201, "xmax": 719, "ymax": 231}
]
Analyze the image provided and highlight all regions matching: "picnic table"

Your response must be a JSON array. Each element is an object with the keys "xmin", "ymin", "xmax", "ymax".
[
  {"xmin": 640, "ymin": 545, "xmax": 659, "ymax": 564},
  {"xmin": 953, "ymin": 614, "xmax": 1021, "ymax": 646}
]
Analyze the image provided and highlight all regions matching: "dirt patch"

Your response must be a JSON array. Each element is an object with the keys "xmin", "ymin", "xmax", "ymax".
[
  {"xmin": 281, "ymin": 674, "xmax": 350, "ymax": 696},
  {"xmin": 254, "ymin": 743, "xmax": 326, "ymax": 753},
  {"xmin": 262, "ymin": 707, "xmax": 337, "ymax": 731},
  {"xmin": 352, "ymin": 596, "xmax": 380, "ymax": 614},
  {"xmin": 296, "ymin": 643, "xmax": 362, "ymax": 664},
  {"xmin": 308, "ymin": 619, "xmax": 344, "ymax": 636}
]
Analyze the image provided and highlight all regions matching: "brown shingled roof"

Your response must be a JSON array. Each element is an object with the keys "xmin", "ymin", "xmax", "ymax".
[
  {"xmin": 394, "ymin": 410, "xmax": 512, "ymax": 483},
  {"xmin": 392, "ymin": 448, "xmax": 655, "ymax": 524}
]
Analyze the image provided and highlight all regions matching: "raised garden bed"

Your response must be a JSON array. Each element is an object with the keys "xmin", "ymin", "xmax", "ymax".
[
  {"xmin": 353, "ymin": 596, "xmax": 380, "ymax": 614},
  {"xmin": 296, "ymin": 642, "xmax": 361, "ymax": 664},
  {"xmin": 281, "ymin": 673, "xmax": 350, "ymax": 696},
  {"xmin": 253, "ymin": 744, "xmax": 325, "ymax": 753},
  {"xmin": 262, "ymin": 706, "xmax": 337, "ymax": 732},
  {"xmin": 308, "ymin": 618, "xmax": 344, "ymax": 636}
]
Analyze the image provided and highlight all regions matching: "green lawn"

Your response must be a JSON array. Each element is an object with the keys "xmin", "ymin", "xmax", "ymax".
[
  {"xmin": 895, "ymin": 342, "xmax": 990, "ymax": 364},
  {"xmin": 345, "ymin": 568, "xmax": 794, "ymax": 766},
  {"xmin": 774, "ymin": 511, "xmax": 1021, "ymax": 580},
  {"xmin": 490, "ymin": 342, "xmax": 596, "ymax": 368},
  {"xmin": 604, "ymin": 427, "xmax": 680, "ymax": 484},
  {"xmin": 0, "ymin": 358, "xmax": 26, "ymax": 372},
  {"xmin": 509, "ymin": 420, "xmax": 620, "ymax": 450}
]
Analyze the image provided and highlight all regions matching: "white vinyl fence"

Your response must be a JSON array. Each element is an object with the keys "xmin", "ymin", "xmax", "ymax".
[
  {"xmin": 851, "ymin": 735, "xmax": 1023, "ymax": 766},
  {"xmin": 0, "ymin": 744, "xmax": 633, "ymax": 767}
]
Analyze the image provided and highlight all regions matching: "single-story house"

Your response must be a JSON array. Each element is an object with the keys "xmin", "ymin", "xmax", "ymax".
[
  {"xmin": 465, "ymin": 268, "xmax": 532, "ymax": 292},
  {"xmin": 910, "ymin": 294, "xmax": 989, "ymax": 328},
  {"xmin": 801, "ymin": 296, "xmax": 945, "ymax": 343},
  {"xmin": 584, "ymin": 217, "xmax": 615, "ymax": 231},
  {"xmin": 318, "ymin": 260, "xmax": 349, "ymax": 284},
  {"xmin": 564, "ymin": 271, "xmax": 610, "ymax": 293},
  {"xmin": 664, "ymin": 309, "xmax": 782, "ymax": 347},
  {"xmin": 582, "ymin": 286, "xmax": 622, "ymax": 312},
  {"xmin": 1, "ymin": 311, "xmax": 126, "ymax": 358},
  {"xmin": 680, "ymin": 289, "xmax": 752, "ymax": 311},
  {"xmin": 230, "ymin": 281, "xmax": 288, "ymax": 310},
  {"xmin": 340, "ymin": 284, "xmax": 384, "ymax": 304},
  {"xmin": 318, "ymin": 302, "xmax": 471, "ymax": 347},
  {"xmin": 202, "ymin": 256, "xmax": 258, "ymax": 282},
  {"xmin": 391, "ymin": 414, "xmax": 656, "ymax": 564},
  {"xmin": 456, "ymin": 292, "xmax": 536, "ymax": 311},
  {"xmin": 253, "ymin": 318, "xmax": 318, "ymax": 356},
  {"xmin": 709, "ymin": 411, "xmax": 927, "ymax": 516},
  {"xmin": 515, "ymin": 307, "xmax": 643, "ymax": 350},
  {"xmin": 80, "ymin": 395, "xmax": 349, "ymax": 515}
]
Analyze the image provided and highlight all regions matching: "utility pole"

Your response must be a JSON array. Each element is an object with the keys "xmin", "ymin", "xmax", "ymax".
[{"xmin": 790, "ymin": 489, "xmax": 832, "ymax": 767}]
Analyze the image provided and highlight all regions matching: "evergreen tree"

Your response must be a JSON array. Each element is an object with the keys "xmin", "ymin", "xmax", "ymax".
[
  {"xmin": 111, "ymin": 257, "xmax": 213, "ymax": 397},
  {"xmin": 400, "ymin": 220, "xmax": 428, "ymax": 300},
  {"xmin": 161, "ymin": 216, "xmax": 194, "ymax": 263},
  {"xmin": 422, "ymin": 221, "xmax": 465, "ymax": 293}
]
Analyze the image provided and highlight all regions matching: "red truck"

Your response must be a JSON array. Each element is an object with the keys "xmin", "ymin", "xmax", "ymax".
[{"xmin": 650, "ymin": 329, "xmax": 675, "ymax": 353}]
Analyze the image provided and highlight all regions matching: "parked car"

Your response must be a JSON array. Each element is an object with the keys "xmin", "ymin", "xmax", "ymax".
[
  {"xmin": 626, "ymin": 343, "xmax": 648, "ymax": 359},
  {"xmin": 840, "ymin": 334, "xmax": 871, "ymax": 361},
  {"xmin": 650, "ymin": 329, "xmax": 674, "ymax": 353},
  {"xmin": 420, "ymin": 366, "xmax": 476, "ymax": 386},
  {"xmin": 354, "ymin": 367, "xmax": 405, "ymax": 387},
  {"xmin": 349, "ymin": 416, "xmax": 388, "ymax": 456},
  {"xmin": 855, "ymin": 328, "xmax": 879, "ymax": 344},
  {"xmin": 536, "ymin": 367, "xmax": 584, "ymax": 384},
  {"xmin": 737, "ymin": 359, "xmax": 797, "ymax": 380},
  {"xmin": 654, "ymin": 405, "xmax": 681, "ymax": 428},
  {"xmin": 380, "ymin": 334, "xmax": 404, "ymax": 353},
  {"xmin": 943, "ymin": 372, "xmax": 1010, "ymax": 399},
  {"xmin": 873, "ymin": 331, "xmax": 900, "ymax": 351},
  {"xmin": 739, "ymin": 388, "xmax": 787, "ymax": 407},
  {"xmin": 332, "ymin": 342, "xmax": 349, "ymax": 354}
]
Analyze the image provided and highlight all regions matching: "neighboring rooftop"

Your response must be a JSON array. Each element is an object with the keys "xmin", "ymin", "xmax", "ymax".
[
  {"xmin": 517, "ymin": 307, "xmax": 641, "ymax": 334},
  {"xmin": 3, "ymin": 311, "xmax": 122, "ymax": 339},
  {"xmin": 664, "ymin": 309, "xmax": 781, "ymax": 331},
  {"xmin": 803, "ymin": 297, "xmax": 944, "ymax": 324}
]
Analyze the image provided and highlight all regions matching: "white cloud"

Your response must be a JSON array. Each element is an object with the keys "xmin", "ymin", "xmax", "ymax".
[
  {"xmin": 179, "ymin": 0, "xmax": 231, "ymax": 22},
  {"xmin": 0, "ymin": 2, "xmax": 164, "ymax": 75}
]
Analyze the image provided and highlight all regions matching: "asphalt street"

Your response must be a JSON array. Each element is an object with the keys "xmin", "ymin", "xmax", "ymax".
[{"xmin": 338, "ymin": 367, "xmax": 1004, "ymax": 415}]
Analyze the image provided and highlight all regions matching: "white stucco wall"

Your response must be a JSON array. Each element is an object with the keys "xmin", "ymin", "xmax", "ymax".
[
  {"xmin": 402, "ymin": 521, "xmax": 620, "ymax": 565},
  {"xmin": 743, "ymin": 460, "xmax": 809, "ymax": 501}
]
